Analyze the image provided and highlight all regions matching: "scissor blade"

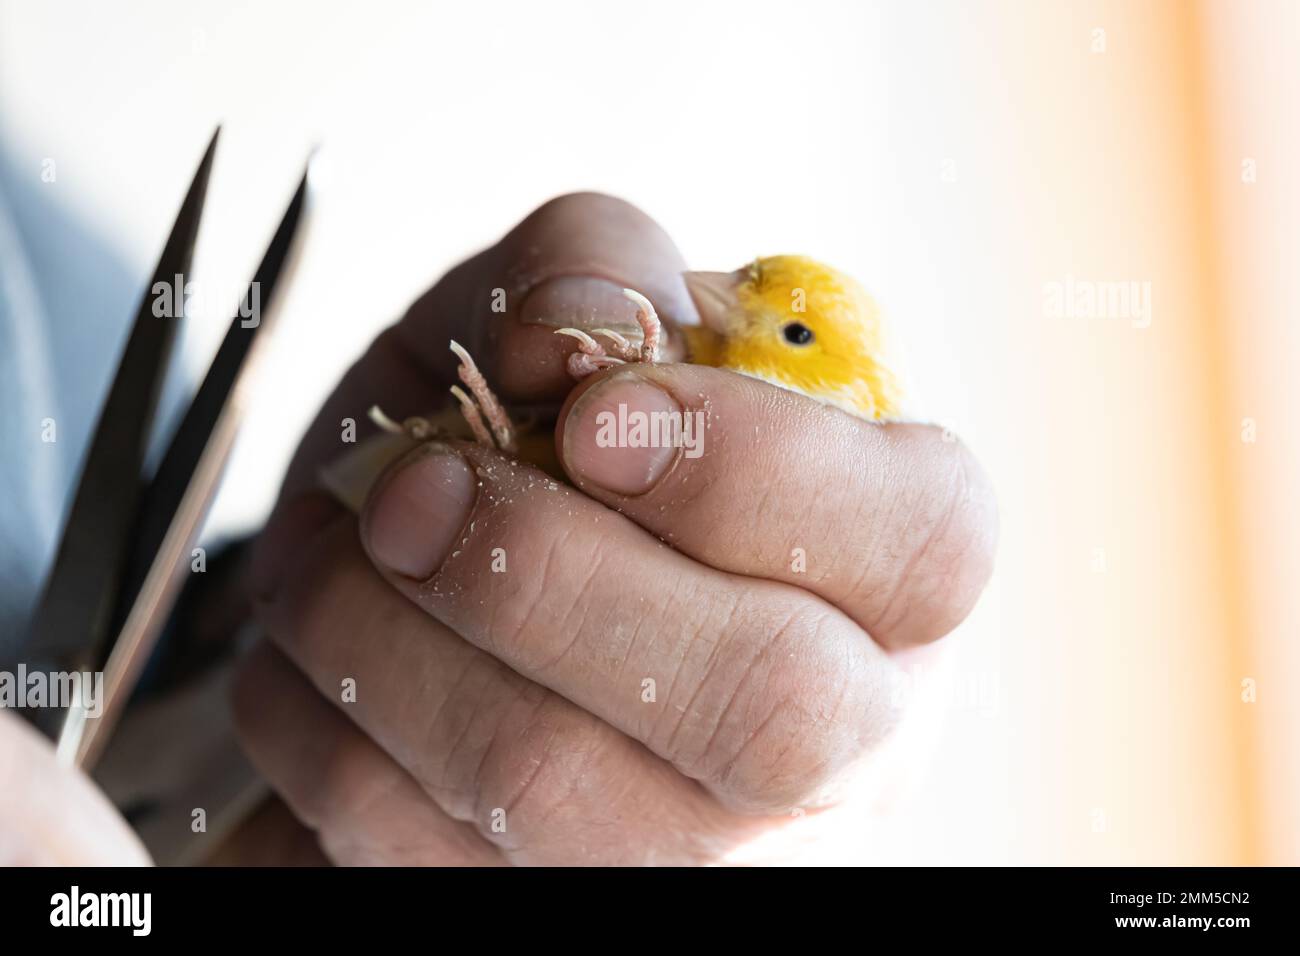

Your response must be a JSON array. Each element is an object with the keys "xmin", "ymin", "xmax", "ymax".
[
  {"xmin": 66, "ymin": 161, "xmax": 312, "ymax": 768},
  {"xmin": 114, "ymin": 165, "xmax": 309, "ymax": 636},
  {"xmin": 22, "ymin": 128, "xmax": 220, "ymax": 680}
]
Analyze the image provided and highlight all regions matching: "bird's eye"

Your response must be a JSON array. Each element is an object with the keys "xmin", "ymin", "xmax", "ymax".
[{"xmin": 782, "ymin": 322, "xmax": 814, "ymax": 345}]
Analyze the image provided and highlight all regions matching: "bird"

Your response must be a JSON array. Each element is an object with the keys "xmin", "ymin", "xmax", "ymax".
[
  {"xmin": 327, "ymin": 255, "xmax": 901, "ymax": 509},
  {"xmin": 550, "ymin": 255, "xmax": 901, "ymax": 420}
]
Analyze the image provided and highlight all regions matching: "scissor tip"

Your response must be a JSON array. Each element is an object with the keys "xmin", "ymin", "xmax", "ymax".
[{"xmin": 305, "ymin": 142, "xmax": 331, "ymax": 191}]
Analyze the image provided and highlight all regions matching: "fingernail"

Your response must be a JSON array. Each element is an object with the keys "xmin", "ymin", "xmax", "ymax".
[
  {"xmin": 363, "ymin": 445, "xmax": 477, "ymax": 580},
  {"xmin": 251, "ymin": 492, "xmax": 343, "ymax": 601},
  {"xmin": 562, "ymin": 372, "xmax": 681, "ymax": 496},
  {"xmin": 519, "ymin": 275, "xmax": 644, "ymax": 338}
]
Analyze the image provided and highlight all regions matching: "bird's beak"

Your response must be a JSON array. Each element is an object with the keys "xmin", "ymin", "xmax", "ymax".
[{"xmin": 683, "ymin": 270, "xmax": 745, "ymax": 335}]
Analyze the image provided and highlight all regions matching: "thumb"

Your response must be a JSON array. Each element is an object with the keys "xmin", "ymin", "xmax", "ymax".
[
  {"xmin": 394, "ymin": 190, "xmax": 696, "ymax": 402},
  {"xmin": 279, "ymin": 192, "xmax": 696, "ymax": 500}
]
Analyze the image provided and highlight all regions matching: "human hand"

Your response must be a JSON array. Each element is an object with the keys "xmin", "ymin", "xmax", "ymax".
[
  {"xmin": 0, "ymin": 710, "xmax": 150, "ymax": 865},
  {"xmin": 234, "ymin": 193, "xmax": 997, "ymax": 865}
]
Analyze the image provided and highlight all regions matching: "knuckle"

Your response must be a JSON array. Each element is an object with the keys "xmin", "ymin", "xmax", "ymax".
[
  {"xmin": 471, "ymin": 695, "xmax": 611, "ymax": 842},
  {"xmin": 315, "ymin": 735, "xmax": 397, "ymax": 831},
  {"xmin": 874, "ymin": 433, "xmax": 998, "ymax": 645},
  {"xmin": 912, "ymin": 439, "xmax": 999, "ymax": 640},
  {"xmin": 679, "ymin": 600, "xmax": 875, "ymax": 813},
  {"xmin": 403, "ymin": 654, "xmax": 611, "ymax": 852},
  {"xmin": 404, "ymin": 657, "xmax": 535, "ymax": 815},
  {"xmin": 947, "ymin": 442, "xmax": 998, "ymax": 588}
]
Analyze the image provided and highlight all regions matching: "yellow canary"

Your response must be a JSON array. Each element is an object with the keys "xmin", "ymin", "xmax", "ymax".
[
  {"xmin": 682, "ymin": 255, "xmax": 902, "ymax": 420},
  {"xmin": 331, "ymin": 255, "xmax": 900, "ymax": 509}
]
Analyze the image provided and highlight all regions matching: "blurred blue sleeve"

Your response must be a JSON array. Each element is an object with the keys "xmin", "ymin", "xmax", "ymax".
[
  {"xmin": 0, "ymin": 132, "xmax": 159, "ymax": 657},
  {"xmin": 0, "ymin": 181, "xmax": 64, "ymax": 653}
]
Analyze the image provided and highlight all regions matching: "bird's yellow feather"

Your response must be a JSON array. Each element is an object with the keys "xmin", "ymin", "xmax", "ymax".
[{"xmin": 683, "ymin": 255, "xmax": 902, "ymax": 420}]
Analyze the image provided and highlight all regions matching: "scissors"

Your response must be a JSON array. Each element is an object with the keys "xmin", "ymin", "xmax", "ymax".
[{"xmin": 17, "ymin": 128, "xmax": 310, "ymax": 769}]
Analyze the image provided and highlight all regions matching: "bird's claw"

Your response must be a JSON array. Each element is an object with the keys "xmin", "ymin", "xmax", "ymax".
[
  {"xmin": 554, "ymin": 327, "xmax": 628, "ymax": 377},
  {"xmin": 368, "ymin": 405, "xmax": 445, "ymax": 442},
  {"xmin": 622, "ymin": 288, "xmax": 661, "ymax": 363},
  {"xmin": 370, "ymin": 288, "xmax": 663, "ymax": 450},
  {"xmin": 554, "ymin": 288, "xmax": 662, "ymax": 380},
  {"xmin": 448, "ymin": 340, "xmax": 517, "ymax": 453},
  {"xmin": 369, "ymin": 341, "xmax": 518, "ymax": 454}
]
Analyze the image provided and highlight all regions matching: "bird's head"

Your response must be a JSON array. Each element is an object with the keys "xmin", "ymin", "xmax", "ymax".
[{"xmin": 683, "ymin": 255, "xmax": 902, "ymax": 420}]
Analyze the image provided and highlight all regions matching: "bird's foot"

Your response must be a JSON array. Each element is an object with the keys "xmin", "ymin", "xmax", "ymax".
[
  {"xmin": 448, "ymin": 340, "xmax": 517, "ymax": 453},
  {"xmin": 555, "ymin": 288, "xmax": 661, "ymax": 380},
  {"xmin": 369, "ymin": 340, "xmax": 517, "ymax": 455}
]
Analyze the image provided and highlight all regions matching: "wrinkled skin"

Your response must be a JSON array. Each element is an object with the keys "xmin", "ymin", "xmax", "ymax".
[{"xmin": 232, "ymin": 193, "xmax": 998, "ymax": 866}]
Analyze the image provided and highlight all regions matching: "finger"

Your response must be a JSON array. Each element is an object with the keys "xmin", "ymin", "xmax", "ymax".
[
  {"xmin": 277, "ymin": 193, "xmax": 694, "ymax": 502},
  {"xmin": 393, "ymin": 191, "xmax": 694, "ymax": 401},
  {"xmin": 359, "ymin": 440, "xmax": 906, "ymax": 814},
  {"xmin": 232, "ymin": 641, "xmax": 505, "ymax": 866},
  {"xmin": 552, "ymin": 363, "xmax": 998, "ymax": 649},
  {"xmin": 0, "ymin": 711, "xmax": 150, "ymax": 865},
  {"xmin": 253, "ymin": 502, "xmax": 766, "ymax": 861}
]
